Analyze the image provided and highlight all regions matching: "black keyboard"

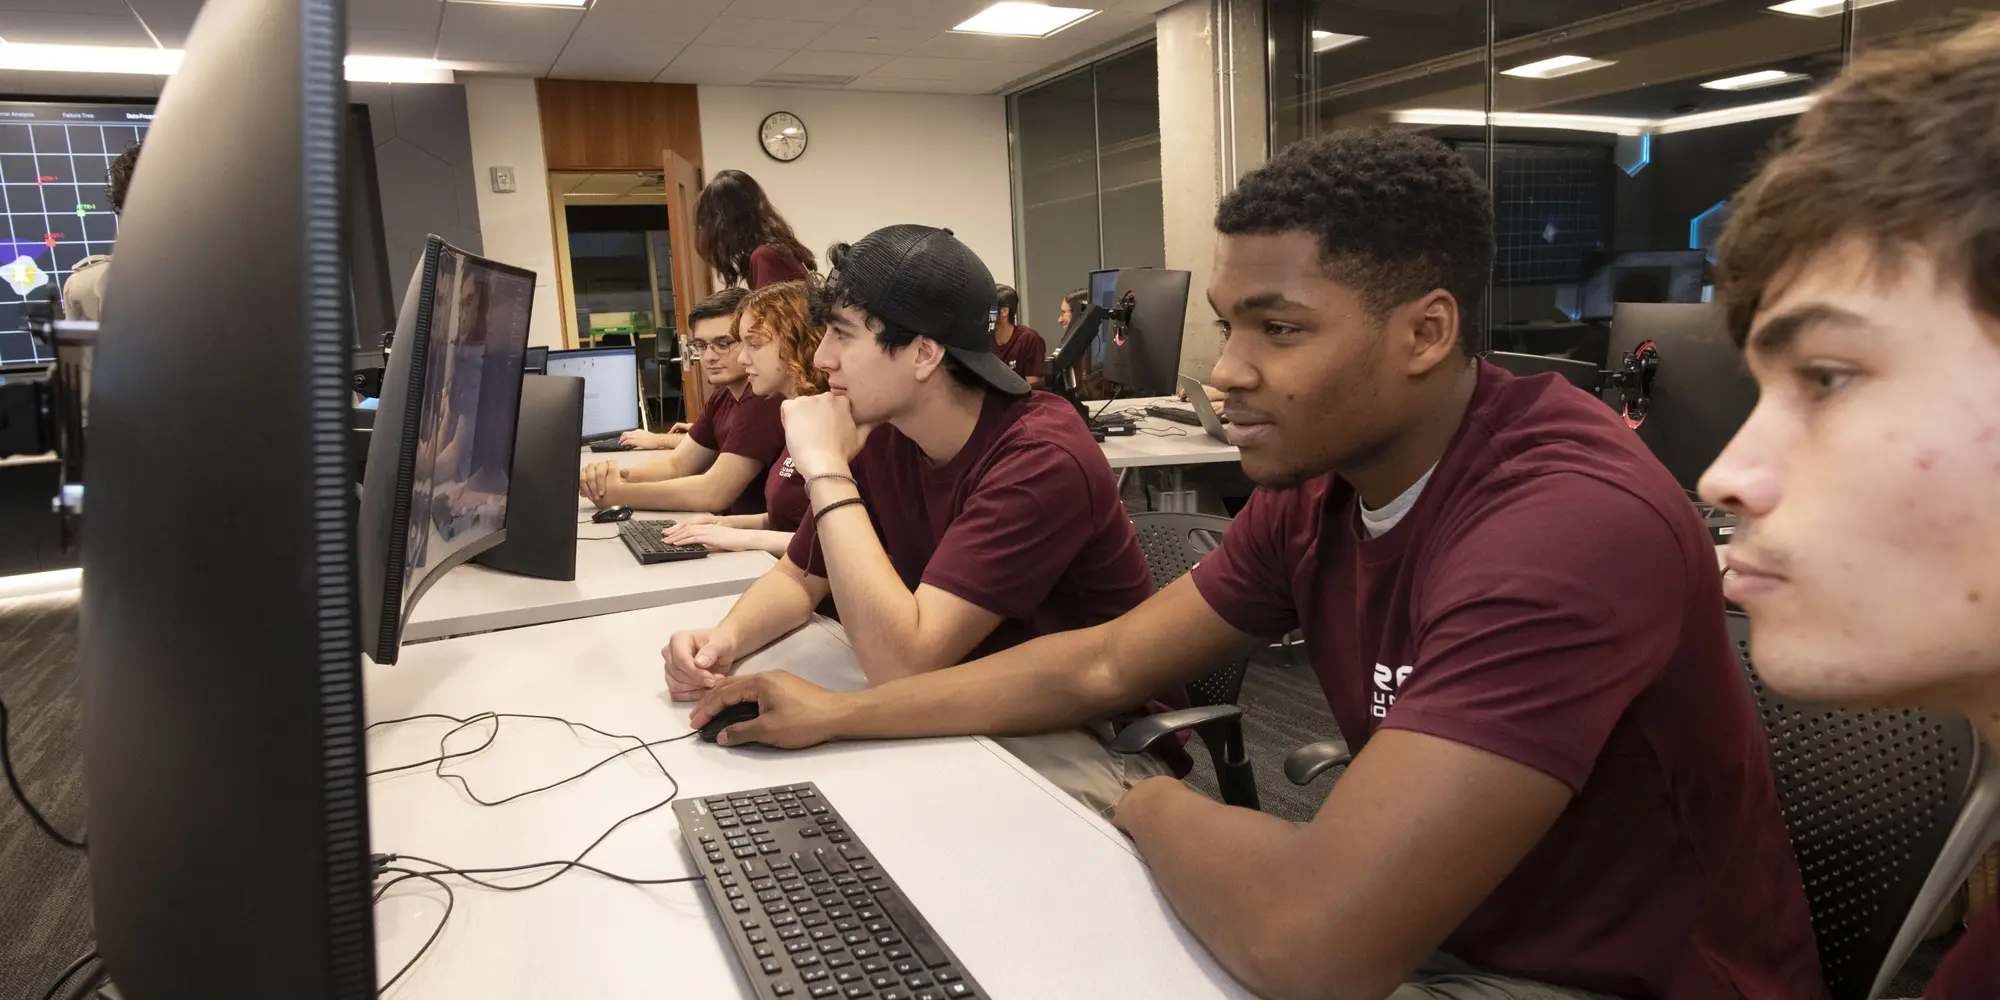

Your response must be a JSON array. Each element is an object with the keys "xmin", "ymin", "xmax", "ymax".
[
  {"xmin": 588, "ymin": 439, "xmax": 635, "ymax": 452},
  {"xmin": 617, "ymin": 519, "xmax": 709, "ymax": 565},
  {"xmin": 1143, "ymin": 404, "xmax": 1201, "ymax": 426},
  {"xmin": 676, "ymin": 783, "xmax": 984, "ymax": 1000}
]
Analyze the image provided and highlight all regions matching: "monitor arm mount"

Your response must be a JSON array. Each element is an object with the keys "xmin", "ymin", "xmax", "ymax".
[
  {"xmin": 1601, "ymin": 339, "xmax": 1659, "ymax": 430},
  {"xmin": 9, "ymin": 311, "xmax": 94, "ymax": 550}
]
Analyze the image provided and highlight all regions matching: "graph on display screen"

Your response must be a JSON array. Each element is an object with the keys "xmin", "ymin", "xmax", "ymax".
[{"xmin": 0, "ymin": 101, "xmax": 152, "ymax": 366}]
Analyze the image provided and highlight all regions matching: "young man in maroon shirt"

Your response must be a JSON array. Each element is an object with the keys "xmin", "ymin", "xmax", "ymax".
[
  {"xmin": 990, "ymin": 283, "xmax": 1046, "ymax": 387},
  {"xmin": 1699, "ymin": 19, "xmax": 2000, "ymax": 1000},
  {"xmin": 689, "ymin": 133, "xmax": 1825, "ymax": 1000},
  {"xmin": 580, "ymin": 287, "xmax": 784, "ymax": 515},
  {"xmin": 664, "ymin": 224, "xmax": 1161, "ymax": 811}
]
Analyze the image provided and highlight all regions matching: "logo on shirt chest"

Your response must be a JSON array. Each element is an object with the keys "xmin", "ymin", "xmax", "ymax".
[
  {"xmin": 778, "ymin": 457, "xmax": 796, "ymax": 478},
  {"xmin": 1371, "ymin": 663, "xmax": 1414, "ymax": 718}
]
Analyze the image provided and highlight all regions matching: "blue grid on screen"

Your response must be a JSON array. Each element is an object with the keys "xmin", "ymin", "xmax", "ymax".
[
  {"xmin": 1464, "ymin": 142, "xmax": 1612, "ymax": 287},
  {"xmin": 0, "ymin": 103, "xmax": 151, "ymax": 365}
]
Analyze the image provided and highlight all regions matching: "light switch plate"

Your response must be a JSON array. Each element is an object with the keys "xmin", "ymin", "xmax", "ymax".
[{"xmin": 489, "ymin": 165, "xmax": 516, "ymax": 194}]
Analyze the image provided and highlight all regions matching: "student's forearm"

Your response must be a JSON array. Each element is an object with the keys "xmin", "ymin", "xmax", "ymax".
[
  {"xmin": 738, "ymin": 530, "xmax": 797, "ymax": 557},
  {"xmin": 609, "ymin": 474, "xmax": 730, "ymax": 512},
  {"xmin": 1118, "ymin": 782, "xmax": 1365, "ymax": 1000},
  {"xmin": 827, "ymin": 623, "xmax": 1126, "ymax": 740},
  {"xmin": 807, "ymin": 478, "xmax": 946, "ymax": 682},
  {"xmin": 716, "ymin": 514, "xmax": 768, "ymax": 529},
  {"xmin": 623, "ymin": 454, "xmax": 687, "ymax": 483},
  {"xmin": 716, "ymin": 566, "xmax": 818, "ymax": 660}
]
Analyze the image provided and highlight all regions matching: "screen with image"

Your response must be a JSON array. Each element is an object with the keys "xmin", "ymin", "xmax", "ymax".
[
  {"xmin": 400, "ymin": 245, "xmax": 533, "ymax": 599},
  {"xmin": 546, "ymin": 346, "xmax": 640, "ymax": 439}
]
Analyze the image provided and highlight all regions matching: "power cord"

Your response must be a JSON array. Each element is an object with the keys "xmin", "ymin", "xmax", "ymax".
[
  {"xmin": 39, "ymin": 950, "xmax": 98, "ymax": 1000},
  {"xmin": 364, "ymin": 712, "xmax": 705, "ymax": 994},
  {"xmin": 0, "ymin": 697, "xmax": 86, "ymax": 850}
]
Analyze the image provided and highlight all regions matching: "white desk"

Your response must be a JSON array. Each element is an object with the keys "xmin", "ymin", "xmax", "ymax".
[
  {"xmin": 365, "ymin": 597, "xmax": 1249, "ymax": 999},
  {"xmin": 1091, "ymin": 396, "xmax": 1240, "ymax": 471},
  {"xmin": 400, "ymin": 448, "xmax": 776, "ymax": 642}
]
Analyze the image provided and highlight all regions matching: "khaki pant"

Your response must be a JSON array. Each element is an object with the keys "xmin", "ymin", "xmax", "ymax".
[
  {"xmin": 1391, "ymin": 953, "xmax": 1626, "ymax": 1000},
  {"xmin": 994, "ymin": 723, "xmax": 1172, "ymax": 817}
]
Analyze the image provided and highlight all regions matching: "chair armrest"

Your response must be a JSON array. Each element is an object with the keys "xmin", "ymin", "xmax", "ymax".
[
  {"xmin": 1109, "ymin": 705, "xmax": 1244, "ymax": 755},
  {"xmin": 1284, "ymin": 738, "xmax": 1353, "ymax": 785}
]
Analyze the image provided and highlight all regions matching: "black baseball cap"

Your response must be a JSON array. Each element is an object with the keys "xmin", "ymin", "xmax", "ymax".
[{"xmin": 827, "ymin": 224, "xmax": 1027, "ymax": 396}]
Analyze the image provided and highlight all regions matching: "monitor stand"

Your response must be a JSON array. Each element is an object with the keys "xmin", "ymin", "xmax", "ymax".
[{"xmin": 474, "ymin": 374, "xmax": 584, "ymax": 580}]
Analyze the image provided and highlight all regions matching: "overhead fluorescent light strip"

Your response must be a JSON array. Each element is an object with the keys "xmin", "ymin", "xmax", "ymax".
[
  {"xmin": 954, "ymin": 2, "xmax": 1098, "ymax": 38},
  {"xmin": 1768, "ymin": 0, "xmax": 1895, "ymax": 17},
  {"xmin": 1392, "ymin": 95, "xmax": 1817, "ymax": 136},
  {"xmin": 1503, "ymin": 54, "xmax": 1617, "ymax": 79},
  {"xmin": 446, "ymin": 0, "xmax": 589, "ymax": 7},
  {"xmin": 0, "ymin": 43, "xmax": 453, "ymax": 82},
  {"xmin": 1702, "ymin": 69, "xmax": 1810, "ymax": 91},
  {"xmin": 1312, "ymin": 30, "xmax": 1367, "ymax": 54}
]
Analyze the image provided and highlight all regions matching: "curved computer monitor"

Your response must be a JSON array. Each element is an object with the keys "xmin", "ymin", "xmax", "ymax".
[{"xmin": 359, "ymin": 234, "xmax": 534, "ymax": 663}]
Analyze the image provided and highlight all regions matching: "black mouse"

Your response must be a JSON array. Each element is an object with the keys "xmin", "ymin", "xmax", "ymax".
[
  {"xmin": 591, "ymin": 505, "xmax": 634, "ymax": 524},
  {"xmin": 699, "ymin": 702, "xmax": 761, "ymax": 744}
]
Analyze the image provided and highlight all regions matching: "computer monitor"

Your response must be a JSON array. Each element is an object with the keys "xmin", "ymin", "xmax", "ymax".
[
  {"xmin": 524, "ymin": 345, "xmax": 549, "ymax": 374},
  {"xmin": 359, "ymin": 235, "xmax": 535, "ymax": 663},
  {"xmin": 1100, "ymin": 268, "xmax": 1191, "ymax": 396},
  {"xmin": 472, "ymin": 373, "xmax": 585, "ymax": 581},
  {"xmin": 77, "ymin": 0, "xmax": 381, "ymax": 994},
  {"xmin": 547, "ymin": 346, "xmax": 642, "ymax": 441},
  {"xmin": 1087, "ymin": 268, "xmax": 1118, "ymax": 364},
  {"xmin": 1602, "ymin": 302, "xmax": 1758, "ymax": 491},
  {"xmin": 1577, "ymin": 250, "xmax": 1708, "ymax": 320}
]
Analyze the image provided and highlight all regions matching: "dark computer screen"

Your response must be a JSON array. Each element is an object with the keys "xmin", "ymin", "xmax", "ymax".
[
  {"xmin": 1099, "ymin": 268, "xmax": 1191, "ymax": 396},
  {"xmin": 1088, "ymin": 268, "xmax": 1118, "ymax": 365},
  {"xmin": 1579, "ymin": 250, "xmax": 1707, "ymax": 319},
  {"xmin": 524, "ymin": 344, "xmax": 549, "ymax": 374},
  {"xmin": 1602, "ymin": 302, "xmax": 1757, "ymax": 491},
  {"xmin": 360, "ymin": 235, "xmax": 534, "ymax": 663}
]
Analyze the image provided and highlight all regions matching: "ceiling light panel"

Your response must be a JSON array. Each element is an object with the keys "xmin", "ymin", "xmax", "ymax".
[
  {"xmin": 1502, "ymin": 54, "xmax": 1616, "ymax": 79},
  {"xmin": 1311, "ymin": 30, "xmax": 1367, "ymax": 54},
  {"xmin": 1701, "ymin": 69, "xmax": 1810, "ymax": 91},
  {"xmin": 953, "ymin": 3, "xmax": 1098, "ymax": 38}
]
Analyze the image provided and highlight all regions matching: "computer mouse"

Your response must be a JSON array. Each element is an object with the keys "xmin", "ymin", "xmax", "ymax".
[
  {"xmin": 591, "ymin": 505, "xmax": 635, "ymax": 524},
  {"xmin": 699, "ymin": 702, "xmax": 761, "ymax": 744}
]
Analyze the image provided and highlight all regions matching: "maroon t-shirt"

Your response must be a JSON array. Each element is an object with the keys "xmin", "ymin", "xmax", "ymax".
[
  {"xmin": 787, "ymin": 390, "xmax": 1151, "ymax": 660},
  {"xmin": 764, "ymin": 448, "xmax": 808, "ymax": 533},
  {"xmin": 993, "ymin": 325, "xmax": 1047, "ymax": 381},
  {"xmin": 748, "ymin": 244, "xmax": 808, "ymax": 290},
  {"xmin": 1189, "ymin": 362, "xmax": 1825, "ymax": 1000},
  {"xmin": 689, "ymin": 387, "xmax": 785, "ymax": 516},
  {"xmin": 1929, "ymin": 896, "xmax": 1999, "ymax": 999}
]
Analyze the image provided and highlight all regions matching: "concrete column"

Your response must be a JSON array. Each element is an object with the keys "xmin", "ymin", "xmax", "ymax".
[{"xmin": 1157, "ymin": 0, "xmax": 1266, "ymax": 384}]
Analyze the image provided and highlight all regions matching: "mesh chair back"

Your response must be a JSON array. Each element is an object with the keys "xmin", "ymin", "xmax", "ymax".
[
  {"xmin": 1727, "ymin": 611, "xmax": 1981, "ymax": 1000},
  {"xmin": 1130, "ymin": 512, "xmax": 1245, "ymax": 709}
]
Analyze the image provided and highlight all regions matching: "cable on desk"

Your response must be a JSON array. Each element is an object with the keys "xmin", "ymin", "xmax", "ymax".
[
  {"xmin": 365, "ymin": 711, "xmax": 503, "ymax": 778},
  {"xmin": 1, "ymin": 698, "xmax": 86, "ymax": 850},
  {"xmin": 1137, "ymin": 425, "xmax": 1189, "ymax": 438},
  {"xmin": 39, "ymin": 949, "xmax": 98, "ymax": 1000},
  {"xmin": 374, "ymin": 867, "xmax": 455, "ymax": 994},
  {"xmin": 578, "ymin": 529, "xmax": 622, "ymax": 541}
]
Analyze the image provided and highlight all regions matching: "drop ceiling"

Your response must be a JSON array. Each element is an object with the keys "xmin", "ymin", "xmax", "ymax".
[{"xmin": 0, "ymin": 0, "xmax": 1174, "ymax": 95}]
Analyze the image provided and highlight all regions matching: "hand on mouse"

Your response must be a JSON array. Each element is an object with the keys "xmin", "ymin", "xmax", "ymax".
[
  {"xmin": 663, "ymin": 627, "xmax": 740, "ymax": 701},
  {"xmin": 691, "ymin": 671, "xmax": 842, "ymax": 749}
]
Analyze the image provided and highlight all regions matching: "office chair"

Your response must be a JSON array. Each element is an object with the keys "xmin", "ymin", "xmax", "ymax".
[
  {"xmin": 1725, "ymin": 611, "xmax": 2000, "ymax": 1000},
  {"xmin": 1107, "ymin": 512, "xmax": 1260, "ymax": 810}
]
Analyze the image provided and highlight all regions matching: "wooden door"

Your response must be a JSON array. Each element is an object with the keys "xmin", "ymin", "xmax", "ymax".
[{"xmin": 664, "ymin": 150, "xmax": 713, "ymax": 421}]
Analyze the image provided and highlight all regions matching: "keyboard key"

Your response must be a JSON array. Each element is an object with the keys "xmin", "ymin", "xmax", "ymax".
[
  {"xmin": 851, "ymin": 945, "xmax": 878, "ymax": 960},
  {"xmin": 796, "ymin": 953, "xmax": 822, "ymax": 968},
  {"xmin": 787, "ymin": 941, "xmax": 812, "ymax": 955},
  {"xmin": 871, "ymin": 975, "xmax": 898, "ymax": 990},
  {"xmin": 862, "ymin": 959, "xmax": 890, "ymax": 974},
  {"xmin": 810, "ymin": 986, "xmax": 838, "ymax": 999},
  {"xmin": 842, "ymin": 986, "xmax": 871, "ymax": 999},
  {"xmin": 943, "ymin": 983, "xmax": 973, "ymax": 998},
  {"xmin": 885, "ymin": 947, "xmax": 910, "ymax": 961},
  {"xmin": 835, "ymin": 969, "xmax": 862, "ymax": 984},
  {"xmin": 903, "ymin": 975, "xmax": 932, "ymax": 990},
  {"xmin": 876, "ymin": 895, "xmax": 951, "ymax": 970},
  {"xmin": 893, "ymin": 961, "xmax": 920, "ymax": 976},
  {"xmin": 754, "ymin": 945, "xmax": 774, "ymax": 958},
  {"xmin": 762, "ymin": 960, "xmax": 783, "ymax": 974},
  {"xmin": 882, "ymin": 992, "xmax": 910, "ymax": 1000},
  {"xmin": 772, "ymin": 984, "xmax": 793, "ymax": 997}
]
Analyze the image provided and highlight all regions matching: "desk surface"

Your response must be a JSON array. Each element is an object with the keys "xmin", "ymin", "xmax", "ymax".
[
  {"xmin": 366, "ymin": 597, "xmax": 1248, "ymax": 999},
  {"xmin": 401, "ymin": 448, "xmax": 774, "ymax": 642},
  {"xmin": 1091, "ymin": 396, "xmax": 1241, "ymax": 470}
]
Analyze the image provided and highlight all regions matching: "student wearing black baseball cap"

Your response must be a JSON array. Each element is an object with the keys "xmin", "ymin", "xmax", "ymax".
[{"xmin": 662, "ymin": 224, "xmax": 1179, "ymax": 811}]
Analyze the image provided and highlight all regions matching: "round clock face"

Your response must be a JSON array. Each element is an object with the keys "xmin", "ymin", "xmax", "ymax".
[{"xmin": 760, "ymin": 112, "xmax": 807, "ymax": 162}]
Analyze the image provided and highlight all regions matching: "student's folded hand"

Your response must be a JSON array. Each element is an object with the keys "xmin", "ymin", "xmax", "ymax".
[
  {"xmin": 690, "ymin": 671, "xmax": 841, "ymax": 749},
  {"xmin": 779, "ymin": 393, "xmax": 874, "ymax": 478},
  {"xmin": 663, "ymin": 627, "xmax": 738, "ymax": 701},
  {"xmin": 664, "ymin": 522, "xmax": 747, "ymax": 550}
]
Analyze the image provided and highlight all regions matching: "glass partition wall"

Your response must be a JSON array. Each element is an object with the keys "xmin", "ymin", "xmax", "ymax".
[{"xmin": 1269, "ymin": 0, "xmax": 1994, "ymax": 359}]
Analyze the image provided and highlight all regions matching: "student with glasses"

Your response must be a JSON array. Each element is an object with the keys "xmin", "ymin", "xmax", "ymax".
[
  {"xmin": 661, "ymin": 280, "xmax": 826, "ymax": 556},
  {"xmin": 579, "ymin": 287, "xmax": 784, "ymax": 515}
]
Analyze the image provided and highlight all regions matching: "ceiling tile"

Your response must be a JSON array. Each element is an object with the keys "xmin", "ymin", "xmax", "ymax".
[
  {"xmin": 720, "ymin": 0, "xmax": 867, "ymax": 21},
  {"xmin": 436, "ymin": 1, "xmax": 583, "ymax": 65},
  {"xmin": 843, "ymin": 75, "xmax": 994, "ymax": 95},
  {"xmin": 349, "ymin": 28, "xmax": 440, "ymax": 59},
  {"xmin": 1112, "ymin": 0, "xmax": 1181, "ymax": 12},
  {"xmin": 844, "ymin": 0, "xmax": 991, "ymax": 33},
  {"xmin": 694, "ymin": 14, "xmax": 829, "ymax": 49},
  {"xmin": 654, "ymin": 43, "xmax": 792, "ymax": 84},
  {"xmin": 0, "ymin": 11, "xmax": 154, "ymax": 46},
  {"xmin": 801, "ymin": 23, "xmax": 937, "ymax": 55},
  {"xmin": 347, "ymin": 0, "xmax": 444, "ymax": 34},
  {"xmin": 1, "ymin": 0, "xmax": 131, "ymax": 14},
  {"xmin": 0, "ymin": 69, "xmax": 160, "ymax": 99},
  {"xmin": 769, "ymin": 49, "xmax": 889, "ymax": 76},
  {"xmin": 549, "ymin": 34, "xmax": 685, "ymax": 81},
  {"xmin": 867, "ymin": 55, "xmax": 976, "ymax": 80},
  {"xmin": 573, "ymin": 0, "xmax": 720, "ymax": 44},
  {"xmin": 125, "ymin": 0, "xmax": 205, "ymax": 46},
  {"xmin": 450, "ymin": 60, "xmax": 556, "ymax": 75}
]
